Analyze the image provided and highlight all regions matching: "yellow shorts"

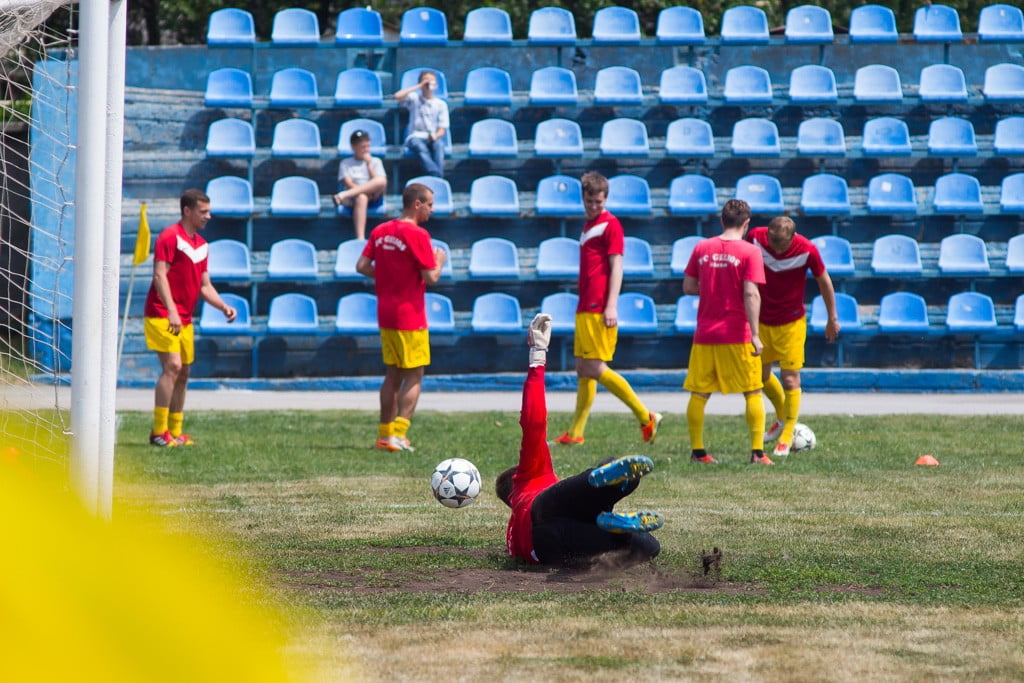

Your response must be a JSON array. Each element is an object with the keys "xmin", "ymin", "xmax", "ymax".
[
  {"xmin": 574, "ymin": 312, "xmax": 617, "ymax": 361},
  {"xmin": 380, "ymin": 328, "xmax": 430, "ymax": 369},
  {"xmin": 760, "ymin": 317, "xmax": 807, "ymax": 370},
  {"xmin": 684, "ymin": 343, "xmax": 763, "ymax": 394},
  {"xmin": 144, "ymin": 317, "xmax": 195, "ymax": 364}
]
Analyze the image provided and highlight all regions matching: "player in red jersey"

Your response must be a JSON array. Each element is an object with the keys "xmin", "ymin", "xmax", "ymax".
[
  {"xmin": 682, "ymin": 199, "xmax": 770, "ymax": 465},
  {"xmin": 495, "ymin": 314, "xmax": 663, "ymax": 568},
  {"xmin": 747, "ymin": 216, "xmax": 840, "ymax": 457},
  {"xmin": 356, "ymin": 183, "xmax": 446, "ymax": 452},
  {"xmin": 144, "ymin": 189, "xmax": 237, "ymax": 447}
]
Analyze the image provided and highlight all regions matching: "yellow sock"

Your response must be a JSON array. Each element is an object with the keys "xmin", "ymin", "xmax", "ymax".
[
  {"xmin": 568, "ymin": 378, "xmax": 596, "ymax": 438},
  {"xmin": 597, "ymin": 368, "xmax": 649, "ymax": 424},
  {"xmin": 762, "ymin": 372, "xmax": 786, "ymax": 419},
  {"xmin": 393, "ymin": 416, "xmax": 411, "ymax": 439},
  {"xmin": 746, "ymin": 392, "xmax": 766, "ymax": 451},
  {"xmin": 168, "ymin": 412, "xmax": 184, "ymax": 438},
  {"xmin": 780, "ymin": 389, "xmax": 802, "ymax": 444},
  {"xmin": 153, "ymin": 406, "xmax": 169, "ymax": 435},
  {"xmin": 686, "ymin": 394, "xmax": 708, "ymax": 450},
  {"xmin": 378, "ymin": 422, "xmax": 393, "ymax": 438}
]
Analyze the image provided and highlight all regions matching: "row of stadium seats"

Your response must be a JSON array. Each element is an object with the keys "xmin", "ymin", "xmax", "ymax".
[
  {"xmin": 207, "ymin": 5, "xmax": 1024, "ymax": 47},
  {"xmin": 204, "ymin": 171, "xmax": 1024, "ymax": 219},
  {"xmin": 207, "ymin": 115, "xmax": 1024, "ymax": 161},
  {"xmin": 204, "ymin": 62, "xmax": 1024, "ymax": 109}
]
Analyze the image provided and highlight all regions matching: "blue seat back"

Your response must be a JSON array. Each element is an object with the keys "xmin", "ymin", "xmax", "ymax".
[
  {"xmin": 659, "ymin": 66, "xmax": 708, "ymax": 104},
  {"xmin": 938, "ymin": 234, "xmax": 989, "ymax": 274},
  {"xmin": 204, "ymin": 68, "xmax": 252, "ymax": 107},
  {"xmin": 979, "ymin": 4, "xmax": 1024, "ymax": 41},
  {"xmin": 464, "ymin": 67, "xmax": 513, "ymax": 106},
  {"xmin": 810, "ymin": 235, "xmax": 855, "ymax": 276},
  {"xmin": 540, "ymin": 292, "xmax": 579, "ymax": 333},
  {"xmin": 469, "ymin": 176, "xmax": 520, "ymax": 216},
  {"xmin": 269, "ymin": 67, "xmax": 318, "ymax": 107},
  {"xmin": 863, "ymin": 117, "xmax": 911, "ymax": 156},
  {"xmin": 933, "ymin": 173, "xmax": 984, "ymax": 215},
  {"xmin": 721, "ymin": 6, "xmax": 769, "ymax": 43},
  {"xmin": 529, "ymin": 66, "xmax": 578, "ymax": 105},
  {"xmin": 670, "ymin": 236, "xmax": 703, "ymax": 274},
  {"xmin": 656, "ymin": 7, "xmax": 705, "ymax": 44},
  {"xmin": 334, "ymin": 238, "xmax": 368, "ymax": 279},
  {"xmin": 206, "ymin": 118, "xmax": 254, "ymax": 158},
  {"xmin": 928, "ymin": 117, "xmax": 977, "ymax": 156},
  {"xmin": 666, "ymin": 118, "xmax": 715, "ymax": 157},
  {"xmin": 867, "ymin": 174, "xmax": 918, "ymax": 214},
  {"xmin": 432, "ymin": 238, "xmax": 454, "ymax": 279},
  {"xmin": 270, "ymin": 176, "xmax": 321, "ymax": 217},
  {"xmin": 536, "ymin": 175, "xmax": 584, "ymax": 216},
  {"xmin": 995, "ymin": 116, "xmax": 1024, "ymax": 155},
  {"xmin": 1001, "ymin": 174, "xmax": 1024, "ymax": 214},
  {"xmin": 914, "ymin": 4, "xmax": 962, "ymax": 42},
  {"xmin": 801, "ymin": 173, "xmax": 850, "ymax": 216},
  {"xmin": 724, "ymin": 65, "xmax": 772, "ymax": 104},
  {"xmin": 528, "ymin": 7, "xmax": 576, "ymax": 45},
  {"xmin": 669, "ymin": 176, "xmax": 718, "ymax": 216},
  {"xmin": 272, "ymin": 8, "xmax": 320, "ymax": 45},
  {"xmin": 205, "ymin": 176, "xmax": 253, "ymax": 218},
  {"xmin": 946, "ymin": 292, "xmax": 997, "ymax": 332},
  {"xmin": 786, "ymin": 5, "xmax": 833, "ymax": 43},
  {"xmin": 469, "ymin": 119, "xmax": 518, "ymax": 157},
  {"xmin": 789, "ymin": 65, "xmax": 837, "ymax": 103},
  {"xmin": 736, "ymin": 174, "xmax": 784, "ymax": 213},
  {"xmin": 334, "ymin": 69, "xmax": 383, "ymax": 107},
  {"xmin": 855, "ymin": 64, "xmax": 903, "ymax": 103},
  {"xmin": 271, "ymin": 118, "xmax": 321, "ymax": 158},
  {"xmin": 335, "ymin": 8, "xmax": 383, "ymax": 46},
  {"xmin": 850, "ymin": 4, "xmax": 898, "ymax": 42},
  {"xmin": 1016, "ymin": 293, "xmax": 1024, "ymax": 331},
  {"xmin": 731, "ymin": 118, "xmax": 780, "ymax": 156},
  {"xmin": 207, "ymin": 8, "xmax": 255, "ymax": 46},
  {"xmin": 200, "ymin": 293, "xmax": 251, "ymax": 334},
  {"xmin": 985, "ymin": 64, "xmax": 1024, "ymax": 101},
  {"xmin": 594, "ymin": 66, "xmax": 643, "ymax": 105},
  {"xmin": 618, "ymin": 293, "xmax": 659, "ymax": 334},
  {"xmin": 334, "ymin": 293, "xmax": 378, "ymax": 334},
  {"xmin": 674, "ymin": 294, "xmax": 700, "ymax": 333},
  {"xmin": 623, "ymin": 237, "xmax": 654, "ymax": 277},
  {"xmin": 600, "ymin": 118, "xmax": 649, "ymax": 156},
  {"xmin": 464, "ymin": 7, "xmax": 513, "ymax": 44},
  {"xmin": 797, "ymin": 118, "xmax": 845, "ymax": 156},
  {"xmin": 919, "ymin": 64, "xmax": 967, "ymax": 102},
  {"xmin": 871, "ymin": 234, "xmax": 922, "ymax": 274},
  {"xmin": 534, "ymin": 118, "xmax": 583, "ymax": 157},
  {"xmin": 606, "ymin": 175, "xmax": 651, "ymax": 215},
  {"xmin": 207, "ymin": 239, "xmax": 251, "ymax": 280},
  {"xmin": 471, "ymin": 293, "xmax": 523, "ymax": 333},
  {"xmin": 811, "ymin": 293, "xmax": 861, "ymax": 333},
  {"xmin": 400, "ymin": 68, "xmax": 449, "ymax": 100},
  {"xmin": 268, "ymin": 238, "xmax": 318, "ymax": 280},
  {"xmin": 878, "ymin": 292, "xmax": 930, "ymax": 333},
  {"xmin": 593, "ymin": 6, "xmax": 641, "ymax": 43},
  {"xmin": 425, "ymin": 293, "xmax": 456, "ymax": 333},
  {"xmin": 400, "ymin": 7, "xmax": 448, "ymax": 44},
  {"xmin": 338, "ymin": 119, "xmax": 386, "ymax": 156},
  {"xmin": 267, "ymin": 293, "xmax": 319, "ymax": 334},
  {"xmin": 405, "ymin": 176, "xmax": 453, "ymax": 215},
  {"xmin": 468, "ymin": 237, "xmax": 520, "ymax": 278},
  {"xmin": 536, "ymin": 237, "xmax": 580, "ymax": 278}
]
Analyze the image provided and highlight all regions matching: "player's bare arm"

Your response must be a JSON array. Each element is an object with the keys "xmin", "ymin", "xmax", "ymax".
[
  {"xmin": 420, "ymin": 248, "xmax": 446, "ymax": 286},
  {"xmin": 152, "ymin": 260, "xmax": 182, "ymax": 333},
  {"xmin": 355, "ymin": 254, "xmax": 375, "ymax": 279},
  {"xmin": 743, "ymin": 280, "xmax": 763, "ymax": 356},
  {"xmin": 682, "ymin": 274, "xmax": 699, "ymax": 296},
  {"xmin": 200, "ymin": 273, "xmax": 236, "ymax": 322},
  {"xmin": 604, "ymin": 253, "xmax": 623, "ymax": 327},
  {"xmin": 815, "ymin": 271, "xmax": 841, "ymax": 342}
]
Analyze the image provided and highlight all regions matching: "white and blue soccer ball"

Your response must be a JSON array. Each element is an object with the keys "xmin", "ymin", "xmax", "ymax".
[
  {"xmin": 430, "ymin": 458, "xmax": 481, "ymax": 509},
  {"xmin": 792, "ymin": 423, "xmax": 817, "ymax": 452}
]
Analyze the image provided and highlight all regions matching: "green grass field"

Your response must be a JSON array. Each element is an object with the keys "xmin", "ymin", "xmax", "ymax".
[{"xmin": 115, "ymin": 409, "xmax": 1024, "ymax": 680}]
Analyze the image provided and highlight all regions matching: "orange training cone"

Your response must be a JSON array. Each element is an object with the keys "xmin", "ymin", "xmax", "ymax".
[{"xmin": 915, "ymin": 454, "xmax": 940, "ymax": 466}]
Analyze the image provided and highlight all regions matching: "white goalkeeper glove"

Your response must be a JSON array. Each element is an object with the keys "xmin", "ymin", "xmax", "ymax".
[{"xmin": 528, "ymin": 313, "xmax": 552, "ymax": 367}]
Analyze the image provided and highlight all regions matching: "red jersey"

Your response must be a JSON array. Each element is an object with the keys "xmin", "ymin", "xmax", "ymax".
[
  {"xmin": 143, "ymin": 223, "xmax": 208, "ymax": 325},
  {"xmin": 506, "ymin": 365, "xmax": 559, "ymax": 564},
  {"xmin": 747, "ymin": 227, "xmax": 826, "ymax": 326},
  {"xmin": 576, "ymin": 210, "xmax": 625, "ymax": 314},
  {"xmin": 684, "ymin": 236, "xmax": 766, "ymax": 344},
  {"xmin": 361, "ymin": 219, "xmax": 436, "ymax": 330}
]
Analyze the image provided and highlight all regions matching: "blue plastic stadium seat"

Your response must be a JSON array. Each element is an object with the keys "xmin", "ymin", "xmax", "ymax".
[
  {"xmin": 207, "ymin": 239, "xmax": 251, "ymax": 280},
  {"xmin": 1008, "ymin": 234, "xmax": 1024, "ymax": 273},
  {"xmin": 469, "ymin": 237, "xmax": 520, "ymax": 279},
  {"xmin": 600, "ymin": 118, "xmax": 649, "ymax": 156},
  {"xmin": 1000, "ymin": 173, "xmax": 1024, "ymax": 213},
  {"xmin": 914, "ymin": 4, "xmax": 962, "ymax": 42},
  {"xmin": 670, "ymin": 236, "xmax": 703, "ymax": 275},
  {"xmin": 919, "ymin": 64, "xmax": 968, "ymax": 103},
  {"xmin": 334, "ymin": 69, "xmax": 383, "ymax": 107},
  {"xmin": 464, "ymin": 7, "xmax": 513, "ymax": 45},
  {"xmin": 432, "ymin": 238, "xmax": 454, "ymax": 279},
  {"xmin": 938, "ymin": 234, "xmax": 989, "ymax": 275},
  {"xmin": 267, "ymin": 293, "xmax": 319, "ymax": 335},
  {"xmin": 979, "ymin": 4, "xmax": 1024, "ymax": 41},
  {"xmin": 736, "ymin": 174, "xmax": 784, "ymax": 214},
  {"xmin": 617, "ymin": 293, "xmax": 659, "ymax": 334},
  {"xmin": 810, "ymin": 235, "xmax": 855, "ymax": 276},
  {"xmin": 471, "ymin": 293, "xmax": 523, "ymax": 333},
  {"xmin": 528, "ymin": 7, "xmax": 576, "ymax": 45},
  {"xmin": 464, "ymin": 67, "xmax": 513, "ymax": 106},
  {"xmin": 207, "ymin": 8, "xmax": 255, "ymax": 46},
  {"xmin": 425, "ymin": 293, "xmax": 456, "ymax": 333},
  {"xmin": 270, "ymin": 176, "xmax": 321, "ymax": 218},
  {"xmin": 659, "ymin": 66, "xmax": 708, "ymax": 105},
  {"xmin": 656, "ymin": 7, "xmax": 705, "ymax": 44},
  {"xmin": 673, "ymin": 295, "xmax": 700, "ymax": 334},
  {"xmin": 271, "ymin": 8, "xmax": 320, "ymax": 45},
  {"xmin": 789, "ymin": 65, "xmax": 838, "ymax": 104},
  {"xmin": 400, "ymin": 7, "xmax": 448, "ymax": 45},
  {"xmin": 850, "ymin": 4, "xmax": 898, "ymax": 43},
  {"xmin": 534, "ymin": 118, "xmax": 583, "ymax": 157},
  {"xmin": 529, "ymin": 66, "xmax": 578, "ymax": 105},
  {"xmin": 731, "ymin": 118, "xmax": 780, "ymax": 156},
  {"xmin": 983, "ymin": 64, "xmax": 1024, "ymax": 101},
  {"xmin": 399, "ymin": 68, "xmax": 449, "ymax": 100},
  {"xmin": 928, "ymin": 117, "xmax": 977, "ymax": 156},
  {"xmin": 797, "ymin": 118, "xmax": 845, "ymax": 156},
  {"xmin": 269, "ymin": 68, "xmax": 318, "ymax": 108},
  {"xmin": 536, "ymin": 175, "xmax": 584, "ymax": 216},
  {"xmin": 405, "ymin": 176, "xmax": 453, "ymax": 216},
  {"xmin": 721, "ymin": 6, "xmax": 769, "ymax": 44},
  {"xmin": 536, "ymin": 237, "xmax": 580, "ymax": 278},
  {"xmin": 666, "ymin": 118, "xmax": 715, "ymax": 157},
  {"xmin": 333, "ymin": 238, "xmax": 367, "ymax": 279},
  {"xmin": 335, "ymin": 8, "xmax": 383, "ymax": 46},
  {"xmin": 867, "ymin": 174, "xmax": 918, "ymax": 215},
  {"xmin": 593, "ymin": 6, "xmax": 641, "ymax": 43},
  {"xmin": 863, "ymin": 117, "xmax": 912, "ymax": 156},
  {"xmin": 668, "ymin": 176, "xmax": 718, "ymax": 216},
  {"xmin": 338, "ymin": 119, "xmax": 386, "ymax": 156},
  {"xmin": 271, "ymin": 119, "xmax": 321, "ymax": 158},
  {"xmin": 205, "ymin": 176, "xmax": 253, "ymax": 218},
  {"xmin": 854, "ymin": 65, "xmax": 903, "ymax": 103},
  {"xmin": 606, "ymin": 175, "xmax": 652, "ymax": 216},
  {"xmin": 811, "ymin": 293, "xmax": 862, "ymax": 333},
  {"xmin": 623, "ymin": 237, "xmax": 654, "ymax": 277},
  {"xmin": 204, "ymin": 68, "xmax": 253, "ymax": 108},
  {"xmin": 206, "ymin": 118, "xmax": 254, "ymax": 158},
  {"xmin": 933, "ymin": 173, "xmax": 984, "ymax": 215},
  {"xmin": 200, "ymin": 293, "xmax": 251, "ymax": 335},
  {"xmin": 540, "ymin": 292, "xmax": 579, "ymax": 334},
  {"xmin": 786, "ymin": 5, "xmax": 833, "ymax": 43},
  {"xmin": 334, "ymin": 293, "xmax": 378, "ymax": 334},
  {"xmin": 468, "ymin": 119, "xmax": 518, "ymax": 157},
  {"xmin": 594, "ymin": 66, "xmax": 644, "ymax": 105},
  {"xmin": 871, "ymin": 234, "xmax": 923, "ymax": 274},
  {"xmin": 994, "ymin": 116, "xmax": 1024, "ymax": 154},
  {"xmin": 878, "ymin": 292, "xmax": 930, "ymax": 333},
  {"xmin": 469, "ymin": 176, "xmax": 520, "ymax": 216},
  {"xmin": 1016, "ymin": 294, "xmax": 1024, "ymax": 331},
  {"xmin": 946, "ymin": 292, "xmax": 997, "ymax": 332},
  {"xmin": 800, "ymin": 173, "xmax": 851, "ymax": 216},
  {"xmin": 724, "ymin": 65, "xmax": 773, "ymax": 104},
  {"xmin": 268, "ymin": 238, "xmax": 318, "ymax": 280}
]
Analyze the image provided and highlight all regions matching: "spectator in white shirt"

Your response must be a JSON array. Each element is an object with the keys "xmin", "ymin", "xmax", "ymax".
[
  {"xmin": 333, "ymin": 129, "xmax": 387, "ymax": 240},
  {"xmin": 394, "ymin": 70, "xmax": 449, "ymax": 177}
]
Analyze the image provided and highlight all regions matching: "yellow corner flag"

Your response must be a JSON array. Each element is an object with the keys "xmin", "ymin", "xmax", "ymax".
[{"xmin": 133, "ymin": 202, "xmax": 150, "ymax": 265}]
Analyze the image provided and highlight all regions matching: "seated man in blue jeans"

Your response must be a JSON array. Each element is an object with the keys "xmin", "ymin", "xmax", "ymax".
[{"xmin": 394, "ymin": 70, "xmax": 449, "ymax": 178}]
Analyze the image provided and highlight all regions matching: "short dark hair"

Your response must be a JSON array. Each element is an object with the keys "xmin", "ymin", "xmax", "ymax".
[
  {"xmin": 768, "ymin": 215, "xmax": 796, "ymax": 236},
  {"xmin": 180, "ymin": 188, "xmax": 210, "ymax": 214},
  {"xmin": 581, "ymin": 171, "xmax": 608, "ymax": 197},
  {"xmin": 495, "ymin": 466, "xmax": 515, "ymax": 508},
  {"xmin": 350, "ymin": 129, "xmax": 370, "ymax": 145},
  {"xmin": 721, "ymin": 199, "xmax": 751, "ymax": 229},
  {"xmin": 417, "ymin": 69, "xmax": 437, "ymax": 83},
  {"xmin": 402, "ymin": 182, "xmax": 433, "ymax": 210}
]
